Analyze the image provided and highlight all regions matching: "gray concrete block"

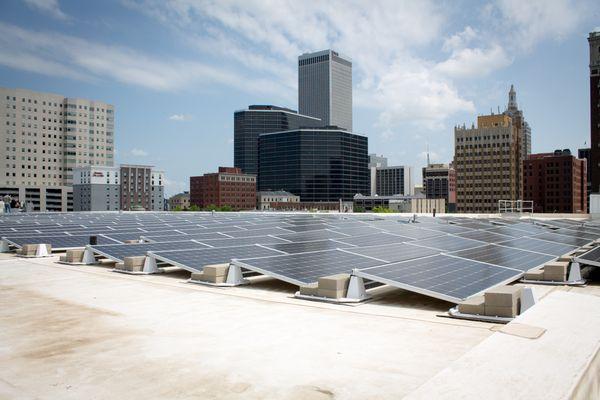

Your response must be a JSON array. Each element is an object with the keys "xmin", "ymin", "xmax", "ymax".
[
  {"xmin": 124, "ymin": 256, "xmax": 146, "ymax": 268},
  {"xmin": 317, "ymin": 288, "xmax": 346, "ymax": 299},
  {"xmin": 318, "ymin": 274, "xmax": 351, "ymax": 291},
  {"xmin": 524, "ymin": 270, "xmax": 544, "ymax": 280},
  {"xmin": 484, "ymin": 304, "xmax": 517, "ymax": 318},
  {"xmin": 484, "ymin": 286, "xmax": 521, "ymax": 307},
  {"xmin": 458, "ymin": 295, "xmax": 485, "ymax": 315},
  {"xmin": 299, "ymin": 283, "xmax": 318, "ymax": 296},
  {"xmin": 203, "ymin": 264, "xmax": 229, "ymax": 278}
]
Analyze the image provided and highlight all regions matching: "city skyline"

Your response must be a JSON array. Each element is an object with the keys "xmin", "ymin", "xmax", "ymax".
[{"xmin": 1, "ymin": 0, "xmax": 599, "ymax": 196}]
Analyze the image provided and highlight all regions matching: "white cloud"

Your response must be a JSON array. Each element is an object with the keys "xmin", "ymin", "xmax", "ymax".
[
  {"xmin": 442, "ymin": 26, "xmax": 478, "ymax": 52},
  {"xmin": 169, "ymin": 114, "xmax": 191, "ymax": 121},
  {"xmin": 435, "ymin": 44, "xmax": 513, "ymax": 79},
  {"xmin": 493, "ymin": 0, "xmax": 587, "ymax": 51},
  {"xmin": 0, "ymin": 22, "xmax": 292, "ymax": 99},
  {"xmin": 23, "ymin": 0, "xmax": 68, "ymax": 20},
  {"xmin": 131, "ymin": 148, "xmax": 148, "ymax": 157}
]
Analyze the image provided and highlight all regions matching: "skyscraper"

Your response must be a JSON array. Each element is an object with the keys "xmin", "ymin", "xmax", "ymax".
[
  {"xmin": 258, "ymin": 127, "xmax": 368, "ymax": 202},
  {"xmin": 589, "ymin": 31, "xmax": 600, "ymax": 194},
  {"xmin": 0, "ymin": 87, "xmax": 115, "ymax": 211},
  {"xmin": 298, "ymin": 50, "xmax": 352, "ymax": 131},
  {"xmin": 234, "ymin": 105, "xmax": 321, "ymax": 175},
  {"xmin": 454, "ymin": 114, "xmax": 522, "ymax": 213},
  {"xmin": 503, "ymin": 85, "xmax": 531, "ymax": 158}
]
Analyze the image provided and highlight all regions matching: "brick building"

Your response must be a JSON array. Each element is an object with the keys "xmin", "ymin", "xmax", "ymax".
[
  {"xmin": 190, "ymin": 167, "xmax": 256, "ymax": 210},
  {"xmin": 523, "ymin": 150, "xmax": 587, "ymax": 213}
]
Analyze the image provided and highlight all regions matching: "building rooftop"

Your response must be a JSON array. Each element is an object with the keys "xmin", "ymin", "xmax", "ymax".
[{"xmin": 1, "ymin": 250, "xmax": 598, "ymax": 399}]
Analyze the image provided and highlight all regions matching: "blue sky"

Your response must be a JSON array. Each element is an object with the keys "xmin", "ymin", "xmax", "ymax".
[{"xmin": 1, "ymin": 0, "xmax": 599, "ymax": 196}]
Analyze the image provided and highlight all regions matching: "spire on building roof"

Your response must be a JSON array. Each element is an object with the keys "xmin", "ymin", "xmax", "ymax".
[{"xmin": 508, "ymin": 84, "xmax": 518, "ymax": 111}]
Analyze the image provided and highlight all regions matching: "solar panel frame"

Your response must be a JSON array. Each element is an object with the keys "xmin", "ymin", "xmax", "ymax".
[
  {"xmin": 496, "ymin": 237, "xmax": 578, "ymax": 257},
  {"xmin": 343, "ymin": 242, "xmax": 441, "ymax": 263},
  {"xmin": 354, "ymin": 254, "xmax": 524, "ymax": 303},
  {"xmin": 530, "ymin": 232, "xmax": 593, "ymax": 247},
  {"xmin": 574, "ymin": 246, "xmax": 600, "ymax": 267},
  {"xmin": 332, "ymin": 232, "xmax": 413, "ymax": 247},
  {"xmin": 449, "ymin": 244, "xmax": 556, "ymax": 272},
  {"xmin": 456, "ymin": 230, "xmax": 515, "ymax": 244},
  {"xmin": 88, "ymin": 240, "xmax": 211, "ymax": 263},
  {"xmin": 149, "ymin": 245, "xmax": 285, "ymax": 273},
  {"xmin": 409, "ymin": 235, "xmax": 487, "ymax": 252},
  {"xmin": 261, "ymin": 239, "xmax": 356, "ymax": 254},
  {"xmin": 3, "ymin": 234, "xmax": 121, "ymax": 249},
  {"xmin": 232, "ymin": 249, "xmax": 386, "ymax": 286}
]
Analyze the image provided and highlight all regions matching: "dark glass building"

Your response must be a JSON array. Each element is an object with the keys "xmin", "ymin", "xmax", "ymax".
[
  {"xmin": 258, "ymin": 128, "xmax": 369, "ymax": 202},
  {"xmin": 234, "ymin": 105, "xmax": 321, "ymax": 175}
]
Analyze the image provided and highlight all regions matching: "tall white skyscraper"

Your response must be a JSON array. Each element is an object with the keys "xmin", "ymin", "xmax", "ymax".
[{"xmin": 298, "ymin": 49, "xmax": 352, "ymax": 131}]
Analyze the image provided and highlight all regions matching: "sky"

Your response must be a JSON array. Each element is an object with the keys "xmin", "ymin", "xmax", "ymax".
[{"xmin": 1, "ymin": 0, "xmax": 599, "ymax": 196}]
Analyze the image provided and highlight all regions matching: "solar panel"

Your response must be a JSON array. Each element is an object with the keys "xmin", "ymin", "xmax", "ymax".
[
  {"xmin": 496, "ymin": 237, "xmax": 578, "ymax": 257},
  {"xmin": 552, "ymin": 228, "xmax": 599, "ymax": 241},
  {"xmin": 274, "ymin": 230, "xmax": 350, "ymax": 242},
  {"xmin": 3, "ymin": 234, "xmax": 120, "ymax": 249},
  {"xmin": 417, "ymin": 224, "xmax": 472, "ymax": 234},
  {"xmin": 232, "ymin": 249, "xmax": 384, "ymax": 285},
  {"xmin": 378, "ymin": 225, "xmax": 446, "ymax": 240},
  {"xmin": 143, "ymin": 232, "xmax": 232, "ymax": 242},
  {"xmin": 198, "ymin": 236, "xmax": 290, "ymax": 248},
  {"xmin": 450, "ymin": 244, "xmax": 555, "ymax": 272},
  {"xmin": 279, "ymin": 223, "xmax": 332, "ymax": 232},
  {"xmin": 89, "ymin": 240, "xmax": 210, "ymax": 262},
  {"xmin": 410, "ymin": 235, "xmax": 486, "ymax": 252},
  {"xmin": 224, "ymin": 227, "xmax": 294, "ymax": 238},
  {"xmin": 344, "ymin": 243, "xmax": 440, "ymax": 263},
  {"xmin": 574, "ymin": 246, "xmax": 600, "ymax": 267},
  {"xmin": 484, "ymin": 226, "xmax": 531, "ymax": 238},
  {"xmin": 333, "ymin": 232, "xmax": 412, "ymax": 247},
  {"xmin": 456, "ymin": 230, "xmax": 514, "ymax": 243},
  {"xmin": 531, "ymin": 232, "xmax": 592, "ymax": 247},
  {"xmin": 261, "ymin": 239, "xmax": 354, "ymax": 254},
  {"xmin": 150, "ymin": 245, "xmax": 283, "ymax": 273},
  {"xmin": 354, "ymin": 254, "xmax": 523, "ymax": 303}
]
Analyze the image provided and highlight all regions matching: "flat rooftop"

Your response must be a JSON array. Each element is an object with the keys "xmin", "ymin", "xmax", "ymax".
[{"xmin": 1, "ymin": 252, "xmax": 599, "ymax": 399}]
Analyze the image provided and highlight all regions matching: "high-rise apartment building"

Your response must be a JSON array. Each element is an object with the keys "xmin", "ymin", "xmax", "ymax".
[
  {"xmin": 368, "ymin": 153, "xmax": 388, "ymax": 195},
  {"xmin": 258, "ymin": 128, "xmax": 368, "ymax": 202},
  {"xmin": 454, "ymin": 113, "xmax": 522, "ymax": 213},
  {"xmin": 234, "ymin": 105, "xmax": 321, "ymax": 175},
  {"xmin": 72, "ymin": 166, "xmax": 120, "ymax": 211},
  {"xmin": 298, "ymin": 50, "xmax": 352, "ymax": 131},
  {"xmin": 375, "ymin": 166, "xmax": 413, "ymax": 196},
  {"xmin": 589, "ymin": 31, "xmax": 600, "ymax": 194},
  {"xmin": 120, "ymin": 165, "xmax": 164, "ymax": 211},
  {"xmin": 523, "ymin": 150, "xmax": 587, "ymax": 213},
  {"xmin": 0, "ymin": 87, "xmax": 114, "ymax": 211},
  {"xmin": 422, "ymin": 163, "xmax": 456, "ymax": 210},
  {"xmin": 190, "ymin": 167, "xmax": 256, "ymax": 210}
]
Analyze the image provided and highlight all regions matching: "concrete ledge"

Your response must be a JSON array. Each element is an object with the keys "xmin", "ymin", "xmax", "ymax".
[{"xmin": 406, "ymin": 291, "xmax": 600, "ymax": 400}]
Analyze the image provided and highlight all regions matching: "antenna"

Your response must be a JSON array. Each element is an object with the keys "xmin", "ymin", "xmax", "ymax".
[{"xmin": 426, "ymin": 143, "xmax": 430, "ymax": 167}]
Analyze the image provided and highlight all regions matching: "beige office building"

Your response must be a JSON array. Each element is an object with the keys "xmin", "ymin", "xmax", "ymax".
[
  {"xmin": 0, "ymin": 87, "xmax": 114, "ymax": 211},
  {"xmin": 454, "ymin": 114, "xmax": 522, "ymax": 213}
]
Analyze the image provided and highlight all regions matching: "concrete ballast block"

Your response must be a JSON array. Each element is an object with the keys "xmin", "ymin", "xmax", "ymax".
[
  {"xmin": 484, "ymin": 286, "xmax": 521, "ymax": 307},
  {"xmin": 317, "ymin": 288, "xmax": 346, "ymax": 299},
  {"xmin": 65, "ymin": 249, "xmax": 85, "ymax": 262},
  {"xmin": 458, "ymin": 295, "xmax": 485, "ymax": 315},
  {"xmin": 124, "ymin": 256, "xmax": 146, "ymax": 268},
  {"xmin": 203, "ymin": 264, "xmax": 229, "ymax": 278},
  {"xmin": 299, "ymin": 283, "xmax": 318, "ymax": 296},
  {"xmin": 524, "ymin": 270, "xmax": 544, "ymax": 280},
  {"xmin": 318, "ymin": 274, "xmax": 351, "ymax": 291},
  {"xmin": 484, "ymin": 304, "xmax": 517, "ymax": 318}
]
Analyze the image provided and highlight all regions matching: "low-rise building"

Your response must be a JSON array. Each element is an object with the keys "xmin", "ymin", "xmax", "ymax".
[
  {"xmin": 257, "ymin": 190, "xmax": 300, "ymax": 210},
  {"xmin": 73, "ymin": 166, "xmax": 120, "ymax": 211},
  {"xmin": 353, "ymin": 194, "xmax": 444, "ymax": 213},
  {"xmin": 523, "ymin": 150, "xmax": 587, "ymax": 213},
  {"xmin": 120, "ymin": 165, "xmax": 164, "ymax": 211},
  {"xmin": 168, "ymin": 191, "xmax": 190, "ymax": 210},
  {"xmin": 190, "ymin": 167, "xmax": 256, "ymax": 210},
  {"xmin": 422, "ymin": 163, "xmax": 456, "ymax": 212}
]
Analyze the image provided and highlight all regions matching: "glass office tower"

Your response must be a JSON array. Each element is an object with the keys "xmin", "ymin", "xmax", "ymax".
[
  {"xmin": 258, "ymin": 128, "xmax": 369, "ymax": 202},
  {"xmin": 234, "ymin": 105, "xmax": 321, "ymax": 175}
]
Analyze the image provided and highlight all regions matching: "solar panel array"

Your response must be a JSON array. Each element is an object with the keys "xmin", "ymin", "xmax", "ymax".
[{"xmin": 1, "ymin": 211, "xmax": 598, "ymax": 302}]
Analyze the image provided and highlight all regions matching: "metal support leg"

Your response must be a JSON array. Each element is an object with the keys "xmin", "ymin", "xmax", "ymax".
[
  {"xmin": 520, "ymin": 287, "xmax": 537, "ymax": 314},
  {"xmin": 82, "ymin": 247, "xmax": 96, "ymax": 264},
  {"xmin": 35, "ymin": 244, "xmax": 49, "ymax": 257},
  {"xmin": 568, "ymin": 262, "xmax": 582, "ymax": 283},
  {"xmin": 225, "ymin": 263, "xmax": 245, "ymax": 285},
  {"xmin": 143, "ymin": 256, "xmax": 158, "ymax": 274},
  {"xmin": 346, "ymin": 275, "xmax": 368, "ymax": 300}
]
